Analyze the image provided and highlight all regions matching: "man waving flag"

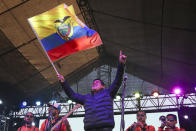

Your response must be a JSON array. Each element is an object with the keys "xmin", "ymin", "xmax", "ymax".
[{"xmin": 28, "ymin": 3, "xmax": 102, "ymax": 62}]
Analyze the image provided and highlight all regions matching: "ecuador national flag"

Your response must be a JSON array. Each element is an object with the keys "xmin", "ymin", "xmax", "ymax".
[{"xmin": 28, "ymin": 4, "xmax": 102, "ymax": 62}]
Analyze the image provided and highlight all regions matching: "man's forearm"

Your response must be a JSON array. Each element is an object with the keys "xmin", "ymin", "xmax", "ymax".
[
  {"xmin": 61, "ymin": 81, "xmax": 76, "ymax": 99},
  {"xmin": 109, "ymin": 63, "xmax": 125, "ymax": 97},
  {"xmin": 61, "ymin": 81, "xmax": 85, "ymax": 104}
]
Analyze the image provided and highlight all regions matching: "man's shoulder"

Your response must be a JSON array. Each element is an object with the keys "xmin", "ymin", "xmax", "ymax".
[
  {"xmin": 148, "ymin": 125, "xmax": 155, "ymax": 128},
  {"xmin": 178, "ymin": 127, "xmax": 186, "ymax": 131},
  {"xmin": 174, "ymin": 127, "xmax": 185, "ymax": 131},
  {"xmin": 17, "ymin": 126, "xmax": 23, "ymax": 131},
  {"xmin": 32, "ymin": 126, "xmax": 39, "ymax": 130},
  {"xmin": 148, "ymin": 125, "xmax": 155, "ymax": 130},
  {"xmin": 17, "ymin": 126, "xmax": 39, "ymax": 131}
]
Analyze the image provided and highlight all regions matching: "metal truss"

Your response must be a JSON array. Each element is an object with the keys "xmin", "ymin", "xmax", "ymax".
[
  {"xmin": 0, "ymin": 115, "xmax": 9, "ymax": 131},
  {"xmin": 76, "ymin": 0, "xmax": 98, "ymax": 31},
  {"xmin": 9, "ymin": 93, "xmax": 196, "ymax": 118},
  {"xmin": 113, "ymin": 93, "xmax": 196, "ymax": 113},
  {"xmin": 76, "ymin": 0, "xmax": 111, "ymax": 87},
  {"xmin": 76, "ymin": 0, "xmax": 104, "ymax": 55}
]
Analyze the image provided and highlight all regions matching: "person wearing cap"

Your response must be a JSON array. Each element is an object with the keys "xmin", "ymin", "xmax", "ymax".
[
  {"xmin": 158, "ymin": 114, "xmax": 185, "ymax": 131},
  {"xmin": 57, "ymin": 50, "xmax": 127, "ymax": 131},
  {"xmin": 126, "ymin": 111, "xmax": 155, "ymax": 131},
  {"xmin": 17, "ymin": 112, "xmax": 39, "ymax": 131},
  {"xmin": 40, "ymin": 102, "xmax": 72, "ymax": 131}
]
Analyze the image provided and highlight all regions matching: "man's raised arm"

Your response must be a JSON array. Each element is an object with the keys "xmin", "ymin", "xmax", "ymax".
[
  {"xmin": 57, "ymin": 74, "xmax": 85, "ymax": 104},
  {"xmin": 109, "ymin": 50, "xmax": 127, "ymax": 98}
]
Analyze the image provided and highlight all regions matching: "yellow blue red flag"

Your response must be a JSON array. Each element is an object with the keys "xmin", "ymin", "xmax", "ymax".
[{"xmin": 28, "ymin": 4, "xmax": 102, "ymax": 61}]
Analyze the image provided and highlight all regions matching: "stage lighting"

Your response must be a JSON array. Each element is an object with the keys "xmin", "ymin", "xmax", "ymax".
[
  {"xmin": 20, "ymin": 101, "xmax": 27, "ymax": 108},
  {"xmin": 22, "ymin": 101, "xmax": 27, "ymax": 106},
  {"xmin": 0, "ymin": 99, "xmax": 2, "ymax": 104},
  {"xmin": 115, "ymin": 95, "xmax": 121, "ymax": 100},
  {"xmin": 184, "ymin": 115, "xmax": 188, "ymax": 119},
  {"xmin": 174, "ymin": 88, "xmax": 181, "ymax": 95},
  {"xmin": 134, "ymin": 92, "xmax": 141, "ymax": 99},
  {"xmin": 35, "ymin": 101, "xmax": 41, "ymax": 106},
  {"xmin": 152, "ymin": 91, "xmax": 159, "ymax": 98},
  {"xmin": 13, "ymin": 122, "xmax": 17, "ymax": 126},
  {"xmin": 32, "ymin": 122, "xmax": 35, "ymax": 126},
  {"xmin": 68, "ymin": 100, "xmax": 72, "ymax": 104}
]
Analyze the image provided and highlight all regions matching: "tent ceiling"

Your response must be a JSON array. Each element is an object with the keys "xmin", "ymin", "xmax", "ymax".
[
  {"xmin": 0, "ymin": 0, "xmax": 196, "ymax": 110},
  {"xmin": 0, "ymin": 0, "xmax": 99, "ymax": 108},
  {"xmin": 89, "ymin": 0, "xmax": 196, "ymax": 91}
]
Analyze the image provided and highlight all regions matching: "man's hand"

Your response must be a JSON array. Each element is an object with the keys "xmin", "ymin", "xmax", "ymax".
[
  {"xmin": 119, "ymin": 50, "xmax": 127, "ymax": 64},
  {"xmin": 160, "ymin": 122, "xmax": 166, "ymax": 129},
  {"xmin": 129, "ymin": 122, "xmax": 137, "ymax": 130},
  {"xmin": 57, "ymin": 73, "xmax": 65, "ymax": 83},
  {"xmin": 136, "ymin": 122, "xmax": 144, "ymax": 128},
  {"xmin": 129, "ymin": 122, "xmax": 143, "ymax": 129}
]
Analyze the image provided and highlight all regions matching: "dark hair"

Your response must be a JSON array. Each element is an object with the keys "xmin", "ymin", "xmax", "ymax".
[
  {"xmin": 93, "ymin": 79, "xmax": 105, "ymax": 86},
  {"xmin": 26, "ymin": 112, "xmax": 34, "ymax": 116},
  {"xmin": 137, "ymin": 110, "xmax": 146, "ymax": 116},
  {"xmin": 167, "ymin": 114, "xmax": 177, "ymax": 121}
]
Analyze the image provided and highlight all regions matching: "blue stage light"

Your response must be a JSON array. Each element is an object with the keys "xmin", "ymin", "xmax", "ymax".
[{"xmin": 22, "ymin": 101, "xmax": 27, "ymax": 106}]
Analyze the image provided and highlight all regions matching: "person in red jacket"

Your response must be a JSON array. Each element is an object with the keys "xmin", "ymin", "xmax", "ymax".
[
  {"xmin": 40, "ymin": 102, "xmax": 71, "ymax": 131},
  {"xmin": 158, "ymin": 114, "xmax": 185, "ymax": 131},
  {"xmin": 17, "ymin": 112, "xmax": 39, "ymax": 131},
  {"xmin": 126, "ymin": 111, "xmax": 155, "ymax": 131}
]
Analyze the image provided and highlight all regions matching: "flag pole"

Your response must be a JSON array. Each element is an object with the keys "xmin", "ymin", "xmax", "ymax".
[{"xmin": 27, "ymin": 19, "xmax": 59, "ymax": 75}]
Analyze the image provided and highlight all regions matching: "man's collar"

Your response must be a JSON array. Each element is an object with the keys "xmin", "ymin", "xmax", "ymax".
[
  {"xmin": 166, "ymin": 126, "xmax": 177, "ymax": 129},
  {"xmin": 91, "ymin": 88, "xmax": 105, "ymax": 94}
]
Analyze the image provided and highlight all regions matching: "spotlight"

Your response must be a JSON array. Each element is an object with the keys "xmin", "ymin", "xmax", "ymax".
[
  {"xmin": 20, "ymin": 101, "xmax": 27, "ymax": 108},
  {"xmin": 13, "ymin": 122, "xmax": 17, "ymax": 126},
  {"xmin": 32, "ymin": 122, "xmax": 35, "ymax": 126},
  {"xmin": 35, "ymin": 101, "xmax": 41, "ymax": 106},
  {"xmin": 184, "ymin": 115, "xmax": 188, "ymax": 119},
  {"xmin": 115, "ymin": 95, "xmax": 121, "ymax": 100},
  {"xmin": 134, "ymin": 92, "xmax": 141, "ymax": 99},
  {"xmin": 152, "ymin": 91, "xmax": 159, "ymax": 98},
  {"xmin": 173, "ymin": 88, "xmax": 181, "ymax": 95},
  {"xmin": 0, "ymin": 99, "xmax": 2, "ymax": 104},
  {"xmin": 22, "ymin": 101, "xmax": 27, "ymax": 106},
  {"xmin": 68, "ymin": 100, "xmax": 72, "ymax": 104},
  {"xmin": 1, "ymin": 120, "xmax": 5, "ymax": 122}
]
